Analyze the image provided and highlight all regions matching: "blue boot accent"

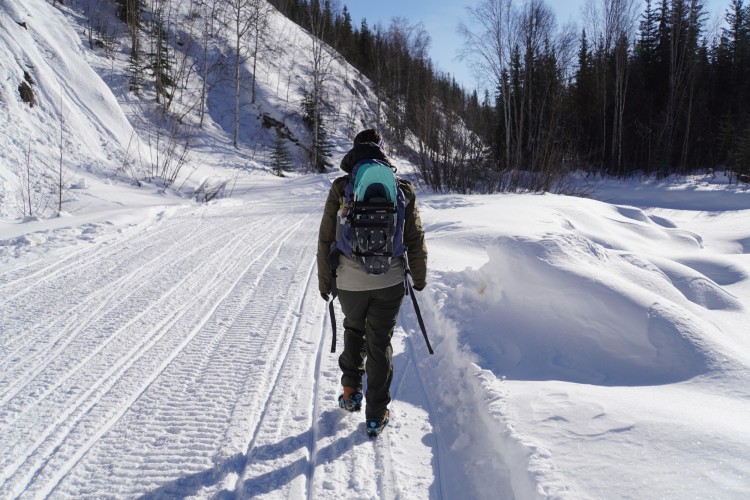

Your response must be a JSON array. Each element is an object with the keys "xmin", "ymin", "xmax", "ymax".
[
  {"xmin": 366, "ymin": 410, "xmax": 389, "ymax": 437},
  {"xmin": 338, "ymin": 391, "xmax": 363, "ymax": 412}
]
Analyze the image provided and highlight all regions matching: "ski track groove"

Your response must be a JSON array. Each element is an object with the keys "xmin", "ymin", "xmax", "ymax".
[
  {"xmin": 230, "ymin": 244, "xmax": 320, "ymax": 498},
  {"xmin": 0, "ymin": 220, "xmax": 241, "ymax": 408},
  {"xmin": 401, "ymin": 316, "xmax": 446, "ymax": 500},
  {"xmin": 0, "ymin": 214, "xmax": 264, "ymax": 496},
  {"xmin": 0, "ymin": 203, "xmax": 317, "ymax": 498},
  {"xmin": 371, "ymin": 330, "xmax": 405, "ymax": 500},
  {"xmin": 305, "ymin": 301, "xmax": 329, "ymax": 500},
  {"xmin": 0, "ymin": 218, "xmax": 215, "ymax": 373}
]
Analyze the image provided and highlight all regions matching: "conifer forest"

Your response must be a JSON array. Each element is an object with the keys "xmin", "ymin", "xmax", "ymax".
[{"xmin": 273, "ymin": 0, "xmax": 750, "ymax": 192}]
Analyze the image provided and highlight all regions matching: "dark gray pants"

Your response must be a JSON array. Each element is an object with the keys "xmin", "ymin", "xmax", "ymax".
[{"xmin": 337, "ymin": 283, "xmax": 404, "ymax": 419}]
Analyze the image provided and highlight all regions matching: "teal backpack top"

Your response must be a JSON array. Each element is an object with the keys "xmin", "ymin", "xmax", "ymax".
[
  {"xmin": 334, "ymin": 159, "xmax": 406, "ymax": 275},
  {"xmin": 352, "ymin": 162, "xmax": 399, "ymax": 205}
]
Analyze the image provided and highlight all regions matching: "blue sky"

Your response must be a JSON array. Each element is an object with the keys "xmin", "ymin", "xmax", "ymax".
[{"xmin": 341, "ymin": 0, "xmax": 731, "ymax": 93}]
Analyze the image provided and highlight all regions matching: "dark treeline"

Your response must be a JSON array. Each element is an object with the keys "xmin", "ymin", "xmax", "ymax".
[
  {"xmin": 571, "ymin": 0, "xmax": 750, "ymax": 180},
  {"xmin": 273, "ymin": 0, "xmax": 750, "ymax": 191}
]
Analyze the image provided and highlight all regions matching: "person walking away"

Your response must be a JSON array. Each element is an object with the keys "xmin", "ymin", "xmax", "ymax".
[{"xmin": 317, "ymin": 128, "xmax": 427, "ymax": 436}]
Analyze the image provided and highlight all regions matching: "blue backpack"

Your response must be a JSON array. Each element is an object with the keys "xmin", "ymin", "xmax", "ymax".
[{"xmin": 335, "ymin": 159, "xmax": 406, "ymax": 275}]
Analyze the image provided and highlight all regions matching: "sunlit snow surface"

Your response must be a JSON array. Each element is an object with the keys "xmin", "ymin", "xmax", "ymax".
[{"xmin": 2, "ymin": 0, "xmax": 750, "ymax": 498}]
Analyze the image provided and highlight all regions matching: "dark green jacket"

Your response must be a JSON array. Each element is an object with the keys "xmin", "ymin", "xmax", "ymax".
[{"xmin": 317, "ymin": 145, "xmax": 427, "ymax": 294}]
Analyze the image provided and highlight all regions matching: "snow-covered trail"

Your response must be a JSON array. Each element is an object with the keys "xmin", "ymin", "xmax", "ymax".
[{"xmin": 0, "ymin": 183, "xmax": 440, "ymax": 499}]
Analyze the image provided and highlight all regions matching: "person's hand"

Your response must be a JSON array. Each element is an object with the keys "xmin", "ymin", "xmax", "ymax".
[
  {"xmin": 321, "ymin": 292, "xmax": 330, "ymax": 301},
  {"xmin": 413, "ymin": 283, "xmax": 425, "ymax": 292}
]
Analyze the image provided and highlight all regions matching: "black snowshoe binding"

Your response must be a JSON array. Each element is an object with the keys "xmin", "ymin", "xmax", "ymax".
[
  {"xmin": 366, "ymin": 410, "xmax": 389, "ymax": 438},
  {"xmin": 338, "ymin": 391, "xmax": 363, "ymax": 412}
]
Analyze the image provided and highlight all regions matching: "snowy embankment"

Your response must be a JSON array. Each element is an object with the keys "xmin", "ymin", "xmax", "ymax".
[{"xmin": 415, "ymin": 176, "xmax": 750, "ymax": 498}]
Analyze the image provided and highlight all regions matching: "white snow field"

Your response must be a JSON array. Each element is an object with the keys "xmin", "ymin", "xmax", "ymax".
[
  {"xmin": 2, "ymin": 174, "xmax": 750, "ymax": 499},
  {"xmin": 2, "ymin": 0, "xmax": 750, "ymax": 497}
]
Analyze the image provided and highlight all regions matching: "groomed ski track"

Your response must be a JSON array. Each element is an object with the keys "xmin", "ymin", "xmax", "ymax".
[{"xmin": 0, "ymin": 180, "xmax": 448, "ymax": 499}]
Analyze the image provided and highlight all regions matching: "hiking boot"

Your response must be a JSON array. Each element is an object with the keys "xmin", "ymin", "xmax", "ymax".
[
  {"xmin": 366, "ymin": 409, "xmax": 390, "ymax": 437},
  {"xmin": 338, "ymin": 386, "xmax": 363, "ymax": 412}
]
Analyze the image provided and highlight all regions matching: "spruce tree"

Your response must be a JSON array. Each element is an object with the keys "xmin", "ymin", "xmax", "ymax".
[
  {"xmin": 302, "ymin": 91, "xmax": 333, "ymax": 171},
  {"xmin": 150, "ymin": 16, "xmax": 174, "ymax": 105},
  {"xmin": 116, "ymin": 0, "xmax": 144, "ymax": 93},
  {"xmin": 270, "ymin": 130, "xmax": 294, "ymax": 177}
]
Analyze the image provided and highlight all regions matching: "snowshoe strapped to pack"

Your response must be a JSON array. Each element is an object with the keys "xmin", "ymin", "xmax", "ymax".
[{"xmin": 333, "ymin": 159, "xmax": 406, "ymax": 275}]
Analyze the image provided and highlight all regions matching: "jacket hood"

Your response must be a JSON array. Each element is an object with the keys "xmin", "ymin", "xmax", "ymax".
[{"xmin": 339, "ymin": 143, "xmax": 391, "ymax": 174}]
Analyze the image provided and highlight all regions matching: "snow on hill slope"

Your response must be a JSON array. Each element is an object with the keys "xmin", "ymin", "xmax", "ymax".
[
  {"xmin": 0, "ymin": 0, "xmax": 381, "ymax": 220},
  {"xmin": 0, "ymin": 0, "xmax": 137, "ymax": 218}
]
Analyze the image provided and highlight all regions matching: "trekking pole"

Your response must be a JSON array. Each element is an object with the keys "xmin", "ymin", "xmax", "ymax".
[
  {"xmin": 329, "ymin": 268, "xmax": 338, "ymax": 353},
  {"xmin": 403, "ymin": 254, "xmax": 434, "ymax": 355}
]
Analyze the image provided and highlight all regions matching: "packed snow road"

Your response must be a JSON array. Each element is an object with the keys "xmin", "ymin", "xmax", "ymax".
[{"xmin": 0, "ymin": 182, "xmax": 441, "ymax": 499}]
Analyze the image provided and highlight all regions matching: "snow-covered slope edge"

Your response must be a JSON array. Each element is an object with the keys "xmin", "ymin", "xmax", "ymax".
[{"xmin": 0, "ymin": 0, "xmax": 139, "ymax": 216}]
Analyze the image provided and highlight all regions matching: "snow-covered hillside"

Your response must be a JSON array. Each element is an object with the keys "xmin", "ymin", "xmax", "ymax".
[
  {"xmin": 0, "ymin": 0, "xmax": 380, "ymax": 219},
  {"xmin": 2, "ymin": 0, "xmax": 750, "ymax": 499}
]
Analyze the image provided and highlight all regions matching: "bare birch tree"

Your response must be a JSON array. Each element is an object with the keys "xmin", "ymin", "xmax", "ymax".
[
  {"xmin": 306, "ymin": 0, "xmax": 337, "ymax": 171},
  {"xmin": 585, "ymin": 0, "xmax": 639, "ymax": 173},
  {"xmin": 459, "ymin": 0, "xmax": 519, "ymax": 169},
  {"xmin": 228, "ymin": 0, "xmax": 254, "ymax": 148},
  {"xmin": 249, "ymin": 0, "xmax": 273, "ymax": 104},
  {"xmin": 195, "ymin": 0, "xmax": 225, "ymax": 127}
]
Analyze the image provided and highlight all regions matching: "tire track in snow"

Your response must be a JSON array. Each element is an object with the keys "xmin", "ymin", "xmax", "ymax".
[
  {"xmin": 0, "ymin": 220, "xmax": 247, "ymax": 437},
  {"xmin": 38, "ymin": 206, "xmax": 317, "ymax": 498},
  {"xmin": 0, "ymin": 205, "xmax": 314, "ymax": 498},
  {"xmin": 0, "ymin": 216, "xmax": 195, "ymax": 300},
  {"xmin": 1, "ymin": 187, "xmax": 442, "ymax": 499},
  {"xmin": 0, "ymin": 215, "xmax": 261, "ymax": 496}
]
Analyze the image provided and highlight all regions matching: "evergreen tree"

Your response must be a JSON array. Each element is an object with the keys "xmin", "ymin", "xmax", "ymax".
[
  {"xmin": 338, "ymin": 6, "xmax": 355, "ymax": 58},
  {"xmin": 301, "ymin": 91, "xmax": 333, "ymax": 171},
  {"xmin": 115, "ymin": 0, "xmax": 144, "ymax": 93},
  {"xmin": 128, "ymin": 45, "xmax": 144, "ymax": 93},
  {"xmin": 575, "ymin": 29, "xmax": 597, "ymax": 166},
  {"xmin": 150, "ymin": 16, "xmax": 174, "ymax": 105},
  {"xmin": 357, "ymin": 19, "xmax": 374, "ymax": 74},
  {"xmin": 270, "ymin": 129, "xmax": 294, "ymax": 177}
]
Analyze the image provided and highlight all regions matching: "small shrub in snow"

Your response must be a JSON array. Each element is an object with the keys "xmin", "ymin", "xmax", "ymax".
[
  {"xmin": 18, "ymin": 80, "xmax": 35, "ymax": 107},
  {"xmin": 194, "ymin": 177, "xmax": 229, "ymax": 203}
]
